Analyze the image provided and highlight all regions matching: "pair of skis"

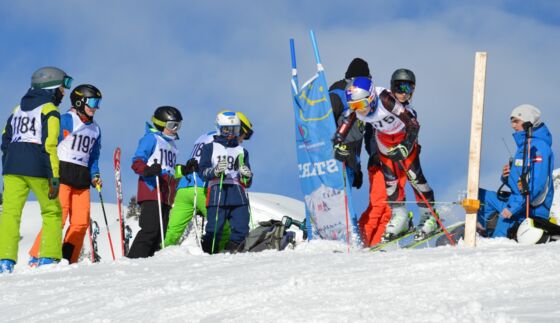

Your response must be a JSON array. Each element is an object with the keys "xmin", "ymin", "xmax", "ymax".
[
  {"xmin": 370, "ymin": 222, "xmax": 465, "ymax": 252},
  {"xmin": 88, "ymin": 148, "xmax": 132, "ymax": 262}
]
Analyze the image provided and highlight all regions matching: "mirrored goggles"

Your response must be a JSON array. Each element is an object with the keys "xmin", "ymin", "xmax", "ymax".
[
  {"xmin": 220, "ymin": 125, "xmax": 240, "ymax": 137},
  {"xmin": 85, "ymin": 97, "xmax": 101, "ymax": 109},
  {"xmin": 165, "ymin": 121, "xmax": 182, "ymax": 131},
  {"xmin": 348, "ymin": 97, "xmax": 372, "ymax": 112},
  {"xmin": 63, "ymin": 76, "xmax": 73, "ymax": 89},
  {"xmin": 394, "ymin": 81, "xmax": 414, "ymax": 94}
]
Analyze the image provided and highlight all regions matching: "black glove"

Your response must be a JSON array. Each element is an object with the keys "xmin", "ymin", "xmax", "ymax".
[
  {"xmin": 352, "ymin": 169, "xmax": 363, "ymax": 189},
  {"xmin": 48, "ymin": 178, "xmax": 60, "ymax": 200},
  {"xmin": 182, "ymin": 158, "xmax": 199, "ymax": 174},
  {"xmin": 386, "ymin": 144, "xmax": 409, "ymax": 161},
  {"xmin": 143, "ymin": 163, "xmax": 162, "ymax": 177},
  {"xmin": 333, "ymin": 143, "xmax": 350, "ymax": 162}
]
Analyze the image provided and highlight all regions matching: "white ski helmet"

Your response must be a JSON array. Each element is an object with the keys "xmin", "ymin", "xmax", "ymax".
[
  {"xmin": 215, "ymin": 111, "xmax": 240, "ymax": 137},
  {"xmin": 516, "ymin": 218, "xmax": 550, "ymax": 245}
]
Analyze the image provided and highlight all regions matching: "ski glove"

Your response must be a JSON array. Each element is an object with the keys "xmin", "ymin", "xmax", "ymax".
[
  {"xmin": 48, "ymin": 177, "xmax": 60, "ymax": 200},
  {"xmin": 333, "ymin": 143, "xmax": 350, "ymax": 162},
  {"xmin": 239, "ymin": 165, "xmax": 253, "ymax": 179},
  {"xmin": 386, "ymin": 144, "xmax": 409, "ymax": 161},
  {"xmin": 213, "ymin": 158, "xmax": 228, "ymax": 177},
  {"xmin": 143, "ymin": 163, "xmax": 162, "ymax": 177},
  {"xmin": 91, "ymin": 175, "xmax": 102, "ymax": 188}
]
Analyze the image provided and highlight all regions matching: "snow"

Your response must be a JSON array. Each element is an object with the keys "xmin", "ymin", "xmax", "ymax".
[{"xmin": 2, "ymin": 194, "xmax": 560, "ymax": 322}]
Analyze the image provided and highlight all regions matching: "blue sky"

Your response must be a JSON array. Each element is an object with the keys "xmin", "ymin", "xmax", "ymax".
[{"xmin": 1, "ymin": 1, "xmax": 559, "ymax": 217}]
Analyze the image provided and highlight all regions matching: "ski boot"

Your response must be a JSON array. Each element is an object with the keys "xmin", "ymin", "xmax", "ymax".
[
  {"xmin": 28, "ymin": 257, "xmax": 39, "ymax": 268},
  {"xmin": 414, "ymin": 216, "xmax": 439, "ymax": 241},
  {"xmin": 381, "ymin": 208, "xmax": 413, "ymax": 242},
  {"xmin": 37, "ymin": 257, "xmax": 59, "ymax": 267},
  {"xmin": 0, "ymin": 259, "xmax": 15, "ymax": 274}
]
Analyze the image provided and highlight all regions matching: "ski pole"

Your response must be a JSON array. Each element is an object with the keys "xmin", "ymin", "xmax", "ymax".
[
  {"xmin": 238, "ymin": 154, "xmax": 254, "ymax": 229},
  {"xmin": 191, "ymin": 172, "xmax": 202, "ymax": 247},
  {"xmin": 397, "ymin": 160, "xmax": 455, "ymax": 245},
  {"xmin": 211, "ymin": 173, "xmax": 224, "ymax": 254},
  {"xmin": 96, "ymin": 185, "xmax": 116, "ymax": 260},
  {"xmin": 341, "ymin": 162, "xmax": 351, "ymax": 253},
  {"xmin": 154, "ymin": 159, "xmax": 166, "ymax": 249},
  {"xmin": 88, "ymin": 216, "xmax": 96, "ymax": 263}
]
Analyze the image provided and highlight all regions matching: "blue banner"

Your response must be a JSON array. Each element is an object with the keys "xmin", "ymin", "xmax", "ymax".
[{"xmin": 290, "ymin": 33, "xmax": 351, "ymax": 242}]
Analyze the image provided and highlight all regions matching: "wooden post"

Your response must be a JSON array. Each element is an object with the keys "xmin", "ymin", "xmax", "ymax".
[{"xmin": 464, "ymin": 52, "xmax": 488, "ymax": 247}]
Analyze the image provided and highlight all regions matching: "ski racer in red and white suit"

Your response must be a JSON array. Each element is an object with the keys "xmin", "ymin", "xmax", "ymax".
[{"xmin": 345, "ymin": 73, "xmax": 438, "ymax": 242}]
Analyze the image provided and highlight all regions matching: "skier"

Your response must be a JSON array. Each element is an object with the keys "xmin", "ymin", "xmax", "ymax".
[
  {"xmin": 28, "ymin": 84, "xmax": 103, "ymax": 265},
  {"xmin": 127, "ymin": 106, "xmax": 181, "ymax": 258},
  {"xmin": 330, "ymin": 58, "xmax": 371, "ymax": 243},
  {"xmin": 477, "ymin": 104, "xmax": 554, "ymax": 238},
  {"xmin": 344, "ymin": 71, "xmax": 438, "ymax": 242},
  {"xmin": 164, "ymin": 111, "xmax": 253, "ymax": 248},
  {"xmin": 0, "ymin": 66, "xmax": 73, "ymax": 273},
  {"xmin": 199, "ymin": 111, "xmax": 253, "ymax": 254}
]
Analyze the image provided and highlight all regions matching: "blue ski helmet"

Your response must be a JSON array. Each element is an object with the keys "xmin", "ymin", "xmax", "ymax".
[{"xmin": 345, "ymin": 77, "xmax": 377, "ymax": 112}]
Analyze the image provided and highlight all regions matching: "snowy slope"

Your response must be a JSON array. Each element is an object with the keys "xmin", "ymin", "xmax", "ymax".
[{"xmin": 3, "ymin": 193, "xmax": 560, "ymax": 322}]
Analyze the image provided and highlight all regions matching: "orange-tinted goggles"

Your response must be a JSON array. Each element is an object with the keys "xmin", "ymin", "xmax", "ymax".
[{"xmin": 348, "ymin": 97, "xmax": 371, "ymax": 111}]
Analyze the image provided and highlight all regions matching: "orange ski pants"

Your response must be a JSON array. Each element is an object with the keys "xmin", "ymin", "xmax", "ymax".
[
  {"xmin": 359, "ymin": 165, "xmax": 392, "ymax": 247},
  {"xmin": 30, "ymin": 184, "xmax": 91, "ymax": 263}
]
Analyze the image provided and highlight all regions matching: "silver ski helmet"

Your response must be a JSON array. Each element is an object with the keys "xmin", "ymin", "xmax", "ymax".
[
  {"xmin": 71, "ymin": 84, "xmax": 102, "ymax": 113},
  {"xmin": 31, "ymin": 66, "xmax": 73, "ymax": 90},
  {"xmin": 390, "ymin": 68, "xmax": 415, "ymax": 94},
  {"xmin": 152, "ymin": 106, "xmax": 183, "ymax": 132}
]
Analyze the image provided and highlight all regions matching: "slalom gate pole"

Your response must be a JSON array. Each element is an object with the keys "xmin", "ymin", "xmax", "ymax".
[
  {"xmin": 96, "ymin": 185, "xmax": 116, "ymax": 260},
  {"xmin": 211, "ymin": 173, "xmax": 224, "ymax": 254},
  {"xmin": 238, "ymin": 154, "xmax": 254, "ymax": 229},
  {"xmin": 397, "ymin": 160, "xmax": 456, "ymax": 245},
  {"xmin": 192, "ymin": 172, "xmax": 202, "ymax": 247},
  {"xmin": 341, "ymin": 162, "xmax": 351, "ymax": 253},
  {"xmin": 154, "ymin": 159, "xmax": 165, "ymax": 249}
]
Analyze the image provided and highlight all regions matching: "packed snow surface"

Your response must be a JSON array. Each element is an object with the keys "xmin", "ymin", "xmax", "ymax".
[{"xmin": 2, "ymin": 195, "xmax": 560, "ymax": 322}]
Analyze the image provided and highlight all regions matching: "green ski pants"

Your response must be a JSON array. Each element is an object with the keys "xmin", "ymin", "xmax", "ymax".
[{"xmin": 0, "ymin": 175, "xmax": 62, "ymax": 262}]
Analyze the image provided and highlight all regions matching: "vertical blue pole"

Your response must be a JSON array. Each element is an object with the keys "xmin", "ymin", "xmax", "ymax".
[
  {"xmin": 309, "ymin": 30, "xmax": 322, "ymax": 67},
  {"xmin": 290, "ymin": 38, "xmax": 299, "ymax": 91}
]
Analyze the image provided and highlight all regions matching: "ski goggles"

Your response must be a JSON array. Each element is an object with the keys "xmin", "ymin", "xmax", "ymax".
[
  {"xmin": 348, "ymin": 96, "xmax": 373, "ymax": 112},
  {"xmin": 393, "ymin": 81, "xmax": 414, "ymax": 94},
  {"xmin": 62, "ymin": 76, "xmax": 73, "ymax": 89},
  {"xmin": 220, "ymin": 125, "xmax": 240, "ymax": 137},
  {"xmin": 85, "ymin": 97, "xmax": 101, "ymax": 109},
  {"xmin": 165, "ymin": 121, "xmax": 182, "ymax": 131}
]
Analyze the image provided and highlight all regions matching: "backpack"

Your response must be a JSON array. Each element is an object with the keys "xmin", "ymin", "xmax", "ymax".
[{"xmin": 237, "ymin": 220, "xmax": 296, "ymax": 253}]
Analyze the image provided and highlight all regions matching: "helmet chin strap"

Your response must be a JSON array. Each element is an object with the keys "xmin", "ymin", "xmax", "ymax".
[{"xmin": 76, "ymin": 108, "xmax": 93, "ymax": 123}]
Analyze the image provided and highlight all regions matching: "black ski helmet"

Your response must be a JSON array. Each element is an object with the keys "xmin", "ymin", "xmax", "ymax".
[
  {"xmin": 390, "ymin": 68, "xmax": 416, "ymax": 93},
  {"xmin": 70, "ymin": 84, "xmax": 102, "ymax": 114},
  {"xmin": 152, "ymin": 106, "xmax": 183, "ymax": 131}
]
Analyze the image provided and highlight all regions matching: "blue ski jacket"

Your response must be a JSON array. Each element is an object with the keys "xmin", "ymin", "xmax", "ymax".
[{"xmin": 502, "ymin": 123, "xmax": 554, "ymax": 218}]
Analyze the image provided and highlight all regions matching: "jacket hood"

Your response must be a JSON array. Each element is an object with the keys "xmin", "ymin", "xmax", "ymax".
[{"xmin": 20, "ymin": 88, "xmax": 54, "ymax": 111}]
